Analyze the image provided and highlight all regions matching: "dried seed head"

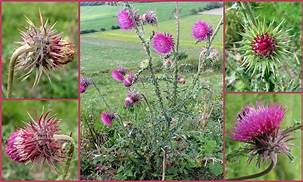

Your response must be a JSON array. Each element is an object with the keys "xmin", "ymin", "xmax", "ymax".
[
  {"xmin": 16, "ymin": 12, "xmax": 75, "ymax": 86},
  {"xmin": 5, "ymin": 112, "xmax": 66, "ymax": 166}
]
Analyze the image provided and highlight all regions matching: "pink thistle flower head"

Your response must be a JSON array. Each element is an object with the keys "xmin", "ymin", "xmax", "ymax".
[
  {"xmin": 142, "ymin": 10, "xmax": 158, "ymax": 25},
  {"xmin": 117, "ymin": 9, "xmax": 136, "ymax": 30},
  {"xmin": 124, "ymin": 91, "xmax": 141, "ymax": 108},
  {"xmin": 252, "ymin": 33, "xmax": 276, "ymax": 57},
  {"xmin": 231, "ymin": 103, "xmax": 297, "ymax": 166},
  {"xmin": 17, "ymin": 12, "xmax": 74, "ymax": 86},
  {"xmin": 152, "ymin": 32, "xmax": 174, "ymax": 55},
  {"xmin": 232, "ymin": 104, "xmax": 285, "ymax": 142},
  {"xmin": 80, "ymin": 76, "xmax": 92, "ymax": 94},
  {"xmin": 192, "ymin": 20, "xmax": 213, "ymax": 42},
  {"xmin": 112, "ymin": 67, "xmax": 128, "ymax": 82},
  {"xmin": 5, "ymin": 112, "xmax": 66, "ymax": 165},
  {"xmin": 123, "ymin": 72, "xmax": 136, "ymax": 87},
  {"xmin": 101, "ymin": 112, "xmax": 116, "ymax": 126}
]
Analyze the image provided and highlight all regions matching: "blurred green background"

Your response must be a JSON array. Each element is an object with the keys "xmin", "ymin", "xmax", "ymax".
[
  {"xmin": 2, "ymin": 2, "xmax": 78, "ymax": 98},
  {"xmin": 225, "ymin": 94, "xmax": 301, "ymax": 180},
  {"xmin": 2, "ymin": 100, "xmax": 78, "ymax": 180}
]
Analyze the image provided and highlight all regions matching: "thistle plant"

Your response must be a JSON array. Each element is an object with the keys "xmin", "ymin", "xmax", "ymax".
[
  {"xmin": 81, "ymin": 2, "xmax": 223, "ymax": 180},
  {"xmin": 226, "ymin": 2, "xmax": 299, "ymax": 92},
  {"xmin": 7, "ymin": 11, "xmax": 75, "ymax": 98},
  {"xmin": 229, "ymin": 103, "xmax": 301, "ymax": 180},
  {"xmin": 5, "ymin": 111, "xmax": 75, "ymax": 180}
]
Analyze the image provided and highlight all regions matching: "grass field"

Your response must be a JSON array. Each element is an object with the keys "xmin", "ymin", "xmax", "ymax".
[
  {"xmin": 2, "ymin": 100, "xmax": 78, "ymax": 180},
  {"xmin": 80, "ymin": 2, "xmax": 221, "ymax": 31},
  {"xmin": 225, "ymin": 94, "xmax": 301, "ymax": 180},
  {"xmin": 2, "ymin": 2, "xmax": 78, "ymax": 98}
]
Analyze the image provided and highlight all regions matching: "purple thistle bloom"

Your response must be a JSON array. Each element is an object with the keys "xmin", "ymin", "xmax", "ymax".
[
  {"xmin": 117, "ymin": 9, "xmax": 135, "ymax": 30},
  {"xmin": 152, "ymin": 32, "xmax": 174, "ymax": 55},
  {"xmin": 112, "ymin": 67, "xmax": 136, "ymax": 87},
  {"xmin": 112, "ymin": 67, "xmax": 128, "ymax": 82},
  {"xmin": 232, "ymin": 104, "xmax": 285, "ymax": 142},
  {"xmin": 101, "ymin": 112, "xmax": 116, "ymax": 126},
  {"xmin": 5, "ymin": 112, "xmax": 65, "ymax": 165},
  {"xmin": 123, "ymin": 72, "xmax": 136, "ymax": 87},
  {"xmin": 5, "ymin": 130, "xmax": 27, "ymax": 163},
  {"xmin": 124, "ymin": 91, "xmax": 141, "ymax": 108},
  {"xmin": 142, "ymin": 10, "xmax": 158, "ymax": 25},
  {"xmin": 231, "ymin": 103, "xmax": 297, "ymax": 166},
  {"xmin": 192, "ymin": 20, "xmax": 213, "ymax": 42},
  {"xmin": 80, "ymin": 76, "xmax": 92, "ymax": 94}
]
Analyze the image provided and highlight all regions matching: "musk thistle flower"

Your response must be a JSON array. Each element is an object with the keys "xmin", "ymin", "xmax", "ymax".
[
  {"xmin": 111, "ymin": 67, "xmax": 136, "ymax": 87},
  {"xmin": 80, "ymin": 76, "xmax": 92, "ymax": 93},
  {"xmin": 240, "ymin": 20, "xmax": 290, "ymax": 76},
  {"xmin": 5, "ymin": 112, "xmax": 72, "ymax": 165},
  {"xmin": 124, "ymin": 91, "xmax": 141, "ymax": 108},
  {"xmin": 117, "ymin": 9, "xmax": 138, "ymax": 30},
  {"xmin": 15, "ymin": 12, "xmax": 75, "ymax": 87},
  {"xmin": 192, "ymin": 20, "xmax": 213, "ymax": 42},
  {"xmin": 231, "ymin": 103, "xmax": 297, "ymax": 166},
  {"xmin": 151, "ymin": 32, "xmax": 174, "ymax": 55},
  {"xmin": 101, "ymin": 112, "xmax": 117, "ymax": 126},
  {"xmin": 142, "ymin": 10, "xmax": 158, "ymax": 25}
]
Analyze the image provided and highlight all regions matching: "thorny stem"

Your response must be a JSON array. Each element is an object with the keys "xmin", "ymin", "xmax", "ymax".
[
  {"xmin": 228, "ymin": 159, "xmax": 275, "ymax": 180},
  {"xmin": 125, "ymin": 3, "xmax": 169, "ymax": 122},
  {"xmin": 53, "ymin": 134, "xmax": 74, "ymax": 180},
  {"xmin": 173, "ymin": 2, "xmax": 180, "ymax": 106},
  {"xmin": 7, "ymin": 44, "xmax": 34, "ymax": 98}
]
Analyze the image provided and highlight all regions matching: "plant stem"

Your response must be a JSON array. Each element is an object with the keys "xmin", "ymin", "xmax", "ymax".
[
  {"xmin": 161, "ymin": 147, "xmax": 167, "ymax": 181},
  {"xmin": 228, "ymin": 159, "xmax": 275, "ymax": 180},
  {"xmin": 7, "ymin": 44, "xmax": 33, "ymax": 98},
  {"xmin": 125, "ymin": 3, "xmax": 169, "ymax": 122},
  {"xmin": 54, "ymin": 134, "xmax": 74, "ymax": 180},
  {"xmin": 173, "ymin": 2, "xmax": 180, "ymax": 106}
]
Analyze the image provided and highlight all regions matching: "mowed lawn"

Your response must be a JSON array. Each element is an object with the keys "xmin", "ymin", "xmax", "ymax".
[{"xmin": 80, "ymin": 3, "xmax": 223, "ymax": 129}]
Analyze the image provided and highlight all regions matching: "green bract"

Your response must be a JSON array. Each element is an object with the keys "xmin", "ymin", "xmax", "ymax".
[{"xmin": 240, "ymin": 20, "xmax": 290, "ymax": 77}]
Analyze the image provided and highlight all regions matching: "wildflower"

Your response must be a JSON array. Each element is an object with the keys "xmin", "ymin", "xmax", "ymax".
[
  {"xmin": 142, "ymin": 11, "xmax": 158, "ymax": 25},
  {"xmin": 117, "ymin": 9, "xmax": 137, "ymax": 30},
  {"xmin": 192, "ymin": 20, "xmax": 213, "ymax": 42},
  {"xmin": 5, "ymin": 112, "xmax": 65, "ymax": 165},
  {"xmin": 112, "ymin": 67, "xmax": 136, "ymax": 87},
  {"xmin": 123, "ymin": 72, "xmax": 136, "ymax": 87},
  {"xmin": 112, "ymin": 67, "xmax": 128, "ymax": 82},
  {"xmin": 16, "ymin": 12, "xmax": 74, "ymax": 86},
  {"xmin": 151, "ymin": 32, "xmax": 174, "ymax": 55},
  {"xmin": 101, "ymin": 112, "xmax": 116, "ymax": 126},
  {"xmin": 231, "ymin": 103, "xmax": 296, "ymax": 166},
  {"xmin": 240, "ymin": 20, "xmax": 290, "ymax": 76},
  {"xmin": 80, "ymin": 76, "xmax": 92, "ymax": 93},
  {"xmin": 124, "ymin": 91, "xmax": 141, "ymax": 108},
  {"xmin": 177, "ymin": 75, "xmax": 186, "ymax": 84}
]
